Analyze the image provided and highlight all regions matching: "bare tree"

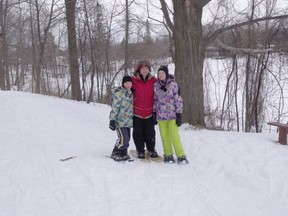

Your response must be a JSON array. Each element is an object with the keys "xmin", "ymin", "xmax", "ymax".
[
  {"xmin": 158, "ymin": 0, "xmax": 288, "ymax": 127},
  {"xmin": 81, "ymin": 0, "xmax": 98, "ymax": 103},
  {"xmin": 77, "ymin": 0, "xmax": 111, "ymax": 103},
  {"xmin": 123, "ymin": 0, "xmax": 130, "ymax": 75},
  {"xmin": 0, "ymin": 0, "xmax": 10, "ymax": 90},
  {"xmin": 0, "ymin": 8, "xmax": 4, "ymax": 90},
  {"xmin": 213, "ymin": 0, "xmax": 285, "ymax": 132},
  {"xmin": 65, "ymin": 0, "xmax": 81, "ymax": 101},
  {"xmin": 13, "ymin": 1, "xmax": 26, "ymax": 91}
]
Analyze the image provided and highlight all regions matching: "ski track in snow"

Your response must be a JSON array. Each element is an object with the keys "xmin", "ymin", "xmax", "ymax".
[{"xmin": 1, "ymin": 91, "xmax": 288, "ymax": 216}]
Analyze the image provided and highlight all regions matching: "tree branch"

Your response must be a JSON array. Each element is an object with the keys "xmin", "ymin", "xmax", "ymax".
[
  {"xmin": 159, "ymin": 0, "xmax": 174, "ymax": 32},
  {"xmin": 205, "ymin": 14, "xmax": 288, "ymax": 44},
  {"xmin": 215, "ymin": 38, "xmax": 274, "ymax": 53},
  {"xmin": 196, "ymin": 0, "xmax": 212, "ymax": 8}
]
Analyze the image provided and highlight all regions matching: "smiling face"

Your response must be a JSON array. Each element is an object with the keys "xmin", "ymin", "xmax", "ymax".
[
  {"xmin": 140, "ymin": 66, "xmax": 150, "ymax": 78},
  {"xmin": 157, "ymin": 70, "xmax": 166, "ymax": 81}
]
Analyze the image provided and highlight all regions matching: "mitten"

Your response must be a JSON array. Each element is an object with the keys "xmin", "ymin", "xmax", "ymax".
[
  {"xmin": 109, "ymin": 120, "xmax": 116, "ymax": 131},
  {"xmin": 153, "ymin": 112, "xmax": 158, "ymax": 125},
  {"xmin": 176, "ymin": 113, "xmax": 182, "ymax": 127}
]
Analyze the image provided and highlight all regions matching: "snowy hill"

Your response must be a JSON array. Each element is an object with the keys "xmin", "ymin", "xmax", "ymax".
[{"xmin": 1, "ymin": 91, "xmax": 288, "ymax": 216}]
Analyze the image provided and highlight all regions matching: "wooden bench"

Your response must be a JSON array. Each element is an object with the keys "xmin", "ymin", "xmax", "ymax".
[{"xmin": 267, "ymin": 122, "xmax": 288, "ymax": 145}]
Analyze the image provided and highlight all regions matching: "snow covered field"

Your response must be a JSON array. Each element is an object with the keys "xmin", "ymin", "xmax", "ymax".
[{"xmin": 1, "ymin": 91, "xmax": 288, "ymax": 216}]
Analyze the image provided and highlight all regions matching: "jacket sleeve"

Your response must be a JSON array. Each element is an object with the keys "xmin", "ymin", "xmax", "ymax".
[
  {"xmin": 172, "ymin": 82, "xmax": 183, "ymax": 114},
  {"xmin": 153, "ymin": 84, "xmax": 157, "ymax": 113},
  {"xmin": 109, "ymin": 91, "xmax": 121, "ymax": 121}
]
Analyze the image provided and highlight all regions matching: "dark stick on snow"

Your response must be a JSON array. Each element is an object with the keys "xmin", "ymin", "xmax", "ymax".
[{"xmin": 60, "ymin": 156, "xmax": 77, "ymax": 162}]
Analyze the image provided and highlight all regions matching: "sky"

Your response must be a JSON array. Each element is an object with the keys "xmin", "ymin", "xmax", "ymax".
[
  {"xmin": 1, "ymin": 90, "xmax": 288, "ymax": 216},
  {"xmin": 98, "ymin": 0, "xmax": 288, "ymax": 36}
]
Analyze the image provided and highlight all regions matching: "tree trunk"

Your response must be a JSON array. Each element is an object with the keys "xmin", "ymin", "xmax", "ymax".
[
  {"xmin": 124, "ymin": 0, "xmax": 129, "ymax": 74},
  {"xmin": 0, "ymin": 0, "xmax": 10, "ymax": 90},
  {"xmin": 0, "ymin": 27, "xmax": 4, "ymax": 90},
  {"xmin": 28, "ymin": 0, "xmax": 38, "ymax": 93},
  {"xmin": 172, "ymin": 0, "xmax": 205, "ymax": 126},
  {"xmin": 82, "ymin": 0, "xmax": 96, "ymax": 103},
  {"xmin": 65, "ymin": 0, "xmax": 82, "ymax": 101}
]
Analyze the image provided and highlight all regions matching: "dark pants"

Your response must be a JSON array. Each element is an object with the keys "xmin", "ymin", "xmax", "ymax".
[
  {"xmin": 133, "ymin": 116, "xmax": 156, "ymax": 153},
  {"xmin": 112, "ymin": 127, "xmax": 131, "ymax": 156}
]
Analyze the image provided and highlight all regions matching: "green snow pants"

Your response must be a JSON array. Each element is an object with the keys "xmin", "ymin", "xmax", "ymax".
[{"xmin": 158, "ymin": 119, "xmax": 185, "ymax": 157}]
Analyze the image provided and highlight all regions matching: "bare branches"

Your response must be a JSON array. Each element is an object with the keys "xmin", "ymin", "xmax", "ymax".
[
  {"xmin": 159, "ymin": 0, "xmax": 174, "ymax": 32},
  {"xmin": 215, "ymin": 38, "xmax": 274, "ymax": 53},
  {"xmin": 205, "ymin": 14, "xmax": 288, "ymax": 44}
]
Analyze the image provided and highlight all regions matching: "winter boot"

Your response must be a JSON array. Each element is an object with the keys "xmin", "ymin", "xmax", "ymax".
[
  {"xmin": 164, "ymin": 155, "xmax": 175, "ymax": 164},
  {"xmin": 110, "ymin": 146, "xmax": 120, "ymax": 160},
  {"xmin": 148, "ymin": 150, "xmax": 158, "ymax": 158},
  {"xmin": 121, "ymin": 154, "xmax": 131, "ymax": 161},
  {"xmin": 177, "ymin": 155, "xmax": 189, "ymax": 164},
  {"xmin": 137, "ymin": 151, "xmax": 145, "ymax": 159}
]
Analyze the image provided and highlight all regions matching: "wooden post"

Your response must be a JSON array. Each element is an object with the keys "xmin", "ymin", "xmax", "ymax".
[
  {"xmin": 267, "ymin": 122, "xmax": 288, "ymax": 145},
  {"xmin": 278, "ymin": 127, "xmax": 288, "ymax": 145}
]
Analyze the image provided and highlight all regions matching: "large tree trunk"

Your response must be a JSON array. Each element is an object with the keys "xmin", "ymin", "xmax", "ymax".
[
  {"xmin": 173, "ymin": 0, "xmax": 205, "ymax": 126},
  {"xmin": 65, "ymin": 0, "xmax": 82, "ymax": 101}
]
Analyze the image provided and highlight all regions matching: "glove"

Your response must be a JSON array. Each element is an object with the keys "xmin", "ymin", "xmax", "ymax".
[
  {"xmin": 152, "ymin": 112, "xmax": 158, "ymax": 125},
  {"xmin": 176, "ymin": 113, "xmax": 182, "ymax": 127},
  {"xmin": 109, "ymin": 120, "xmax": 116, "ymax": 131}
]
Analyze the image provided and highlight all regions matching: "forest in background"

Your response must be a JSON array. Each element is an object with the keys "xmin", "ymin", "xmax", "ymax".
[{"xmin": 1, "ymin": 0, "xmax": 288, "ymax": 132}]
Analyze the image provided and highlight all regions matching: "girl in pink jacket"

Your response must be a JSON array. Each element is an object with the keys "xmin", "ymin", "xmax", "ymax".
[{"xmin": 154, "ymin": 65, "xmax": 188, "ymax": 164}]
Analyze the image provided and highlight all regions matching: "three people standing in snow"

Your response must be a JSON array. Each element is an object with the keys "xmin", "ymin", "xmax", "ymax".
[{"xmin": 109, "ymin": 60, "xmax": 188, "ymax": 164}]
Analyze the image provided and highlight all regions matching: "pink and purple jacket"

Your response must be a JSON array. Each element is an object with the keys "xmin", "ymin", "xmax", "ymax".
[{"xmin": 153, "ymin": 75, "xmax": 183, "ymax": 121}]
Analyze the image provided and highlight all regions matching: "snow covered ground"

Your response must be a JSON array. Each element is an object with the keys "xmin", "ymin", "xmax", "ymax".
[{"xmin": 1, "ymin": 91, "xmax": 288, "ymax": 216}]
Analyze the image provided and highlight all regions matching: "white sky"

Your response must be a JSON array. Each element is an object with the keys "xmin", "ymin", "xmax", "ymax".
[{"xmin": 97, "ymin": 0, "xmax": 288, "ymax": 36}]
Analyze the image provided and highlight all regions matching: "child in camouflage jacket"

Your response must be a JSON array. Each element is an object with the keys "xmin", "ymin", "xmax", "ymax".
[{"xmin": 109, "ymin": 75, "xmax": 133, "ymax": 161}]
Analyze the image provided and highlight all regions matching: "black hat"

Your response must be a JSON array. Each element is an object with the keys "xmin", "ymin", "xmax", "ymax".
[
  {"xmin": 122, "ymin": 75, "xmax": 132, "ymax": 86},
  {"xmin": 158, "ymin": 65, "xmax": 169, "ymax": 78}
]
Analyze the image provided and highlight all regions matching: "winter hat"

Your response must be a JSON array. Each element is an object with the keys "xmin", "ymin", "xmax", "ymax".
[
  {"xmin": 122, "ymin": 75, "xmax": 132, "ymax": 86},
  {"xmin": 158, "ymin": 65, "xmax": 169, "ymax": 78},
  {"xmin": 135, "ymin": 60, "xmax": 151, "ymax": 74}
]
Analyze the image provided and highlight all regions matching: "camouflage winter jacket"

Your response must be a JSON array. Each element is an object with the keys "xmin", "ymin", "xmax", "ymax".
[
  {"xmin": 109, "ymin": 87, "xmax": 133, "ymax": 128},
  {"xmin": 153, "ymin": 74, "xmax": 183, "ymax": 121}
]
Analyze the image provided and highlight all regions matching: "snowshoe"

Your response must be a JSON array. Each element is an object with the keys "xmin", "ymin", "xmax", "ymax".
[{"xmin": 148, "ymin": 150, "xmax": 158, "ymax": 158}]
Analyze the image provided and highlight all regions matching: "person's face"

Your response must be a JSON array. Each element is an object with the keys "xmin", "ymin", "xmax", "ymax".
[
  {"xmin": 123, "ymin": 81, "xmax": 132, "ymax": 90},
  {"xmin": 158, "ymin": 70, "xmax": 166, "ymax": 81},
  {"xmin": 140, "ymin": 66, "xmax": 150, "ymax": 78}
]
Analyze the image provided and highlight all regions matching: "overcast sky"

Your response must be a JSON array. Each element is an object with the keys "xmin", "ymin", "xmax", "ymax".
[{"xmin": 98, "ymin": 0, "xmax": 287, "ymax": 25}]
